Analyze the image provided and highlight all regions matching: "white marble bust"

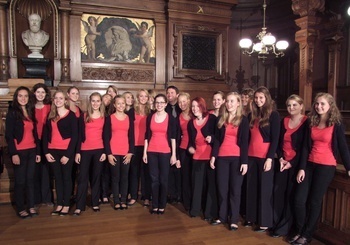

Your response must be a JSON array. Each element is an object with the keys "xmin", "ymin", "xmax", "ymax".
[{"xmin": 21, "ymin": 13, "xmax": 49, "ymax": 58}]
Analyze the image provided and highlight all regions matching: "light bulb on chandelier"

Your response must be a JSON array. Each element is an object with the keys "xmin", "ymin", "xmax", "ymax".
[{"xmin": 239, "ymin": 0, "xmax": 289, "ymax": 59}]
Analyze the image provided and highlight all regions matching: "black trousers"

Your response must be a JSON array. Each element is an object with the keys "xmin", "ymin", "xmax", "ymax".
[
  {"xmin": 13, "ymin": 148, "xmax": 36, "ymax": 213},
  {"xmin": 101, "ymin": 159, "xmax": 111, "ymax": 199},
  {"xmin": 216, "ymin": 156, "xmax": 243, "ymax": 224},
  {"xmin": 129, "ymin": 146, "xmax": 143, "ymax": 200},
  {"xmin": 190, "ymin": 159, "xmax": 218, "ymax": 219},
  {"xmin": 272, "ymin": 158, "xmax": 297, "ymax": 236},
  {"xmin": 49, "ymin": 149, "xmax": 74, "ymax": 207},
  {"xmin": 246, "ymin": 156, "xmax": 274, "ymax": 227},
  {"xmin": 148, "ymin": 152, "xmax": 171, "ymax": 209},
  {"xmin": 168, "ymin": 164, "xmax": 181, "ymax": 200},
  {"xmin": 179, "ymin": 148, "xmax": 192, "ymax": 210},
  {"xmin": 75, "ymin": 149, "xmax": 104, "ymax": 210},
  {"xmin": 293, "ymin": 162, "xmax": 335, "ymax": 240},
  {"xmin": 110, "ymin": 155, "xmax": 130, "ymax": 204},
  {"xmin": 141, "ymin": 153, "xmax": 152, "ymax": 200},
  {"xmin": 34, "ymin": 157, "xmax": 52, "ymax": 204}
]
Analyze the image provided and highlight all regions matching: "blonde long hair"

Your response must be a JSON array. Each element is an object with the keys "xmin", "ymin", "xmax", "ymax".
[
  {"xmin": 308, "ymin": 92, "xmax": 342, "ymax": 127},
  {"xmin": 48, "ymin": 91, "xmax": 69, "ymax": 121},
  {"xmin": 218, "ymin": 92, "xmax": 243, "ymax": 128},
  {"xmin": 86, "ymin": 92, "xmax": 105, "ymax": 123},
  {"xmin": 134, "ymin": 89, "xmax": 151, "ymax": 115}
]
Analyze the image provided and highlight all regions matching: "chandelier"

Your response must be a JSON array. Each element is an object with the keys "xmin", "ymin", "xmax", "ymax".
[{"xmin": 239, "ymin": 0, "xmax": 289, "ymax": 59}]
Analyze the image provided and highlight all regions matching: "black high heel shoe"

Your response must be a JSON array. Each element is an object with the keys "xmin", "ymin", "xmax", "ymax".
[
  {"xmin": 157, "ymin": 209, "xmax": 165, "ymax": 215},
  {"xmin": 150, "ymin": 208, "xmax": 158, "ymax": 214},
  {"xmin": 92, "ymin": 206, "xmax": 100, "ymax": 212}
]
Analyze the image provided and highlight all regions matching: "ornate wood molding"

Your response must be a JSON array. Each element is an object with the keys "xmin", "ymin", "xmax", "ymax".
[
  {"xmin": 292, "ymin": 0, "xmax": 325, "ymax": 17},
  {"xmin": 82, "ymin": 66, "xmax": 155, "ymax": 83}
]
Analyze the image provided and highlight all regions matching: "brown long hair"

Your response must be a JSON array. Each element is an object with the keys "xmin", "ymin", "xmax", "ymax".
[
  {"xmin": 48, "ymin": 91, "xmax": 69, "ymax": 121},
  {"xmin": 308, "ymin": 92, "xmax": 342, "ymax": 127},
  {"xmin": 86, "ymin": 92, "xmax": 105, "ymax": 123},
  {"xmin": 249, "ymin": 86, "xmax": 274, "ymax": 128}
]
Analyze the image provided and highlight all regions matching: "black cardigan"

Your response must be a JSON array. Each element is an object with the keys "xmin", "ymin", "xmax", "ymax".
[
  {"xmin": 42, "ymin": 110, "xmax": 78, "ymax": 158},
  {"xmin": 187, "ymin": 113, "xmax": 217, "ymax": 150},
  {"xmin": 277, "ymin": 116, "xmax": 308, "ymax": 167},
  {"xmin": 103, "ymin": 114, "xmax": 135, "ymax": 155},
  {"xmin": 299, "ymin": 120, "xmax": 350, "ymax": 171},
  {"xmin": 248, "ymin": 110, "xmax": 280, "ymax": 159},
  {"xmin": 211, "ymin": 115, "xmax": 249, "ymax": 164},
  {"xmin": 5, "ymin": 108, "xmax": 40, "ymax": 156},
  {"xmin": 145, "ymin": 111, "xmax": 177, "ymax": 151}
]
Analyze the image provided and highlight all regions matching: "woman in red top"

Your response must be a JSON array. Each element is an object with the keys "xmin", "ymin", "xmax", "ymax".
[
  {"xmin": 43, "ymin": 91, "xmax": 78, "ymax": 216},
  {"xmin": 32, "ymin": 83, "xmax": 52, "ymax": 206},
  {"xmin": 143, "ymin": 94, "xmax": 177, "ymax": 214},
  {"xmin": 187, "ymin": 97, "xmax": 217, "ymax": 220},
  {"xmin": 210, "ymin": 92, "xmax": 249, "ymax": 230},
  {"xmin": 6, "ymin": 86, "xmax": 40, "ymax": 218},
  {"xmin": 127, "ymin": 89, "xmax": 152, "ymax": 207},
  {"xmin": 104, "ymin": 95, "xmax": 134, "ymax": 210},
  {"xmin": 177, "ymin": 92, "xmax": 192, "ymax": 211},
  {"xmin": 291, "ymin": 93, "xmax": 350, "ymax": 245},
  {"xmin": 74, "ymin": 92, "xmax": 106, "ymax": 215},
  {"xmin": 271, "ymin": 95, "xmax": 307, "ymax": 238},
  {"xmin": 246, "ymin": 86, "xmax": 280, "ymax": 231},
  {"xmin": 209, "ymin": 91, "xmax": 225, "ymax": 117}
]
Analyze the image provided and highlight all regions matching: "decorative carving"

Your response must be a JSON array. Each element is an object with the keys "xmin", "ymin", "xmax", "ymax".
[
  {"xmin": 186, "ymin": 75, "xmax": 214, "ymax": 81},
  {"xmin": 168, "ymin": 2, "xmax": 231, "ymax": 18},
  {"xmin": 82, "ymin": 67, "xmax": 154, "ymax": 82},
  {"xmin": 17, "ymin": 0, "xmax": 52, "ymax": 21},
  {"xmin": 292, "ymin": 0, "xmax": 325, "ymax": 17}
]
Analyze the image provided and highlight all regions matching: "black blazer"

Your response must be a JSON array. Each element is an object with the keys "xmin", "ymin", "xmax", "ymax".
[
  {"xmin": 211, "ymin": 116, "xmax": 249, "ymax": 164},
  {"xmin": 187, "ymin": 114, "xmax": 217, "ymax": 150},
  {"xmin": 299, "ymin": 120, "xmax": 350, "ymax": 171},
  {"xmin": 248, "ymin": 110, "xmax": 280, "ymax": 159},
  {"xmin": 277, "ymin": 116, "xmax": 307, "ymax": 167},
  {"xmin": 165, "ymin": 103, "xmax": 182, "ymax": 118},
  {"xmin": 42, "ymin": 110, "xmax": 78, "ymax": 158},
  {"xmin": 103, "ymin": 114, "xmax": 135, "ymax": 155},
  {"xmin": 145, "ymin": 111, "xmax": 177, "ymax": 151},
  {"xmin": 76, "ymin": 113, "xmax": 106, "ymax": 153},
  {"xmin": 5, "ymin": 108, "xmax": 40, "ymax": 156}
]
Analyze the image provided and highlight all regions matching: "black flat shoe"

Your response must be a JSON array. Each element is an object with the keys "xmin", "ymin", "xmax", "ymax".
[
  {"xmin": 102, "ymin": 198, "xmax": 109, "ymax": 204},
  {"xmin": 73, "ymin": 210, "xmax": 81, "ymax": 216},
  {"xmin": 29, "ymin": 208, "xmax": 38, "ymax": 217},
  {"xmin": 243, "ymin": 221, "xmax": 252, "ymax": 227},
  {"xmin": 210, "ymin": 219, "xmax": 222, "ymax": 225},
  {"xmin": 59, "ymin": 211, "xmax": 69, "ymax": 216},
  {"xmin": 18, "ymin": 210, "xmax": 31, "ymax": 219},
  {"xmin": 292, "ymin": 236, "xmax": 309, "ymax": 245},
  {"xmin": 114, "ymin": 204, "xmax": 121, "ymax": 210},
  {"xmin": 143, "ymin": 200, "xmax": 150, "ymax": 207},
  {"xmin": 230, "ymin": 224, "xmax": 238, "ymax": 231},
  {"xmin": 271, "ymin": 233, "xmax": 281, "ymax": 238},
  {"xmin": 254, "ymin": 227, "xmax": 268, "ymax": 232},
  {"xmin": 127, "ymin": 199, "xmax": 136, "ymax": 206},
  {"xmin": 157, "ymin": 209, "xmax": 165, "ymax": 215},
  {"xmin": 150, "ymin": 208, "xmax": 158, "ymax": 214},
  {"xmin": 92, "ymin": 207, "xmax": 100, "ymax": 212},
  {"xmin": 51, "ymin": 207, "xmax": 63, "ymax": 216},
  {"xmin": 287, "ymin": 234, "xmax": 300, "ymax": 244},
  {"xmin": 121, "ymin": 204, "xmax": 128, "ymax": 210}
]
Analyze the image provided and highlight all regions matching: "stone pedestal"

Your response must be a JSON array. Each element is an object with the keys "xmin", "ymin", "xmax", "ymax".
[{"xmin": 21, "ymin": 58, "xmax": 52, "ymax": 86}]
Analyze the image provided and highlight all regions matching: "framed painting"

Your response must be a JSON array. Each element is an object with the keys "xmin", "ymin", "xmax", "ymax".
[{"xmin": 81, "ymin": 14, "xmax": 155, "ymax": 64}]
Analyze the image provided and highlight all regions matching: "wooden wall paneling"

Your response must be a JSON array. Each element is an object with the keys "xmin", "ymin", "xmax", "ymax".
[{"xmin": 70, "ymin": 11, "xmax": 83, "ymax": 82}]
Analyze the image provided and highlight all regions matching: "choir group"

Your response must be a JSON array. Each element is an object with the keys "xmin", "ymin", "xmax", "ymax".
[{"xmin": 5, "ymin": 83, "xmax": 350, "ymax": 245}]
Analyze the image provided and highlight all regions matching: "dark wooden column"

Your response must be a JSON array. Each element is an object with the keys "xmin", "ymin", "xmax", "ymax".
[
  {"xmin": 292, "ymin": 0, "xmax": 324, "ymax": 110},
  {"xmin": 59, "ymin": 3, "xmax": 71, "ymax": 84},
  {"xmin": 325, "ymin": 19, "xmax": 344, "ymax": 99},
  {"xmin": 0, "ymin": 1, "xmax": 9, "ymax": 86}
]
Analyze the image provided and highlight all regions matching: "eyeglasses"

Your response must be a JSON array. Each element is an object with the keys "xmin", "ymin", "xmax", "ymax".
[{"xmin": 155, "ymin": 101, "xmax": 166, "ymax": 105}]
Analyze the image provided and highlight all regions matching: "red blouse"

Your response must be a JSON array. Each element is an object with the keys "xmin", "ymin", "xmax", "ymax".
[
  {"xmin": 248, "ymin": 120, "xmax": 270, "ymax": 158},
  {"xmin": 15, "ymin": 119, "xmax": 36, "ymax": 150},
  {"xmin": 81, "ymin": 117, "xmax": 104, "ymax": 151},
  {"xmin": 193, "ymin": 117, "xmax": 211, "ymax": 160},
  {"xmin": 179, "ymin": 113, "xmax": 190, "ymax": 150},
  {"xmin": 35, "ymin": 104, "xmax": 50, "ymax": 140},
  {"xmin": 148, "ymin": 114, "xmax": 170, "ymax": 153},
  {"xmin": 48, "ymin": 112, "xmax": 71, "ymax": 150},
  {"xmin": 308, "ymin": 126, "xmax": 336, "ymax": 165},
  {"xmin": 282, "ymin": 116, "xmax": 307, "ymax": 161},
  {"xmin": 218, "ymin": 124, "xmax": 240, "ymax": 157},
  {"xmin": 110, "ymin": 114, "xmax": 129, "ymax": 155},
  {"xmin": 134, "ymin": 113, "xmax": 147, "ymax": 146}
]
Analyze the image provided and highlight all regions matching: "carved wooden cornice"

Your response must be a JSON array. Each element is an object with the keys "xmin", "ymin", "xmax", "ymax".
[
  {"xmin": 168, "ymin": 2, "xmax": 232, "ymax": 18},
  {"xmin": 82, "ymin": 67, "xmax": 155, "ymax": 83},
  {"xmin": 292, "ymin": 0, "xmax": 325, "ymax": 17}
]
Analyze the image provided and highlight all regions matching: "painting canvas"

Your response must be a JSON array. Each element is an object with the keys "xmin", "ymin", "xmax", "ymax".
[{"xmin": 81, "ymin": 14, "xmax": 155, "ymax": 64}]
